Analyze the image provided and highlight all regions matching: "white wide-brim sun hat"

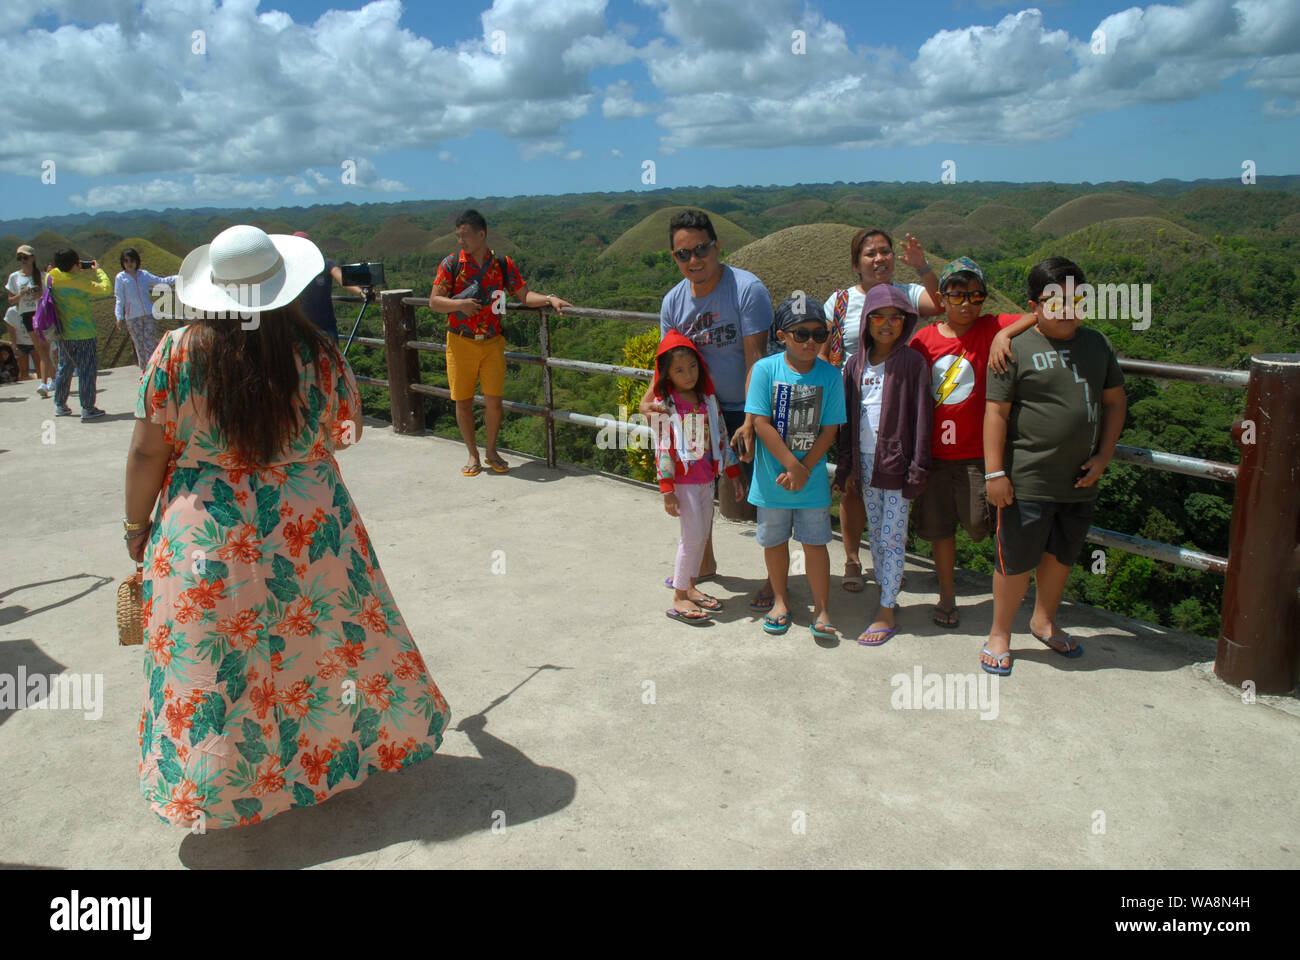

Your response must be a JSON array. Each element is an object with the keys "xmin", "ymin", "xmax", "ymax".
[{"xmin": 175, "ymin": 224, "xmax": 324, "ymax": 316}]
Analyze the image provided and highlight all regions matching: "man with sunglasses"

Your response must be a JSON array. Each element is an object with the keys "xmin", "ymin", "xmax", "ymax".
[
  {"xmin": 639, "ymin": 209, "xmax": 775, "ymax": 596},
  {"xmin": 907, "ymin": 258, "xmax": 1036, "ymax": 629}
]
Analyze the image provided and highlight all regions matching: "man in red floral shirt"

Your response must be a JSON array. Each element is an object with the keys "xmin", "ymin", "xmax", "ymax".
[{"xmin": 428, "ymin": 209, "xmax": 571, "ymax": 476}]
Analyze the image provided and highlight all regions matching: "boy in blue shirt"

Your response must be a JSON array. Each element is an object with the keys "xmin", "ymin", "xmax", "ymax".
[{"xmin": 745, "ymin": 296, "xmax": 846, "ymax": 641}]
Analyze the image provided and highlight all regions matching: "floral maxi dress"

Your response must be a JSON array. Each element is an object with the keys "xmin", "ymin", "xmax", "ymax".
[{"xmin": 136, "ymin": 327, "xmax": 451, "ymax": 829}]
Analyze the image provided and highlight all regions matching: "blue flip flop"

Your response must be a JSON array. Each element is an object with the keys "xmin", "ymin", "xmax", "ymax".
[
  {"xmin": 980, "ymin": 647, "xmax": 1013, "ymax": 676},
  {"xmin": 811, "ymin": 621, "xmax": 838, "ymax": 642},
  {"xmin": 1033, "ymin": 630, "xmax": 1084, "ymax": 659},
  {"xmin": 763, "ymin": 614, "xmax": 791, "ymax": 635}
]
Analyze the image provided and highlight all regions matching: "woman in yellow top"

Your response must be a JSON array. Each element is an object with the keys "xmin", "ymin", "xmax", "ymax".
[{"xmin": 47, "ymin": 248, "xmax": 111, "ymax": 420}]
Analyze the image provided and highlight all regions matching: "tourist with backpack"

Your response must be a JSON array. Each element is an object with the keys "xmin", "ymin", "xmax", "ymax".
[{"xmin": 427, "ymin": 209, "xmax": 571, "ymax": 477}]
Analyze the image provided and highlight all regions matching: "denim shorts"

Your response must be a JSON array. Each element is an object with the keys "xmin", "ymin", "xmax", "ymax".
[{"xmin": 755, "ymin": 505, "xmax": 833, "ymax": 548}]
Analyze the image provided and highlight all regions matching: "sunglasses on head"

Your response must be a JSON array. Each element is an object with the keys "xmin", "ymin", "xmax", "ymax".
[
  {"xmin": 785, "ymin": 326, "xmax": 829, "ymax": 343},
  {"xmin": 672, "ymin": 240, "xmax": 716, "ymax": 263},
  {"xmin": 942, "ymin": 290, "xmax": 987, "ymax": 305}
]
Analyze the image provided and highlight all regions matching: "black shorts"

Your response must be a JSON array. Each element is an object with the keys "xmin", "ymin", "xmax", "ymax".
[
  {"xmin": 992, "ymin": 499, "xmax": 1095, "ymax": 576},
  {"xmin": 916, "ymin": 457, "xmax": 990, "ymax": 542},
  {"xmin": 20, "ymin": 311, "xmax": 34, "ymax": 333}
]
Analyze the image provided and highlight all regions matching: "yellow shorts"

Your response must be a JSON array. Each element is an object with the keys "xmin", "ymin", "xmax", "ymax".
[{"xmin": 445, "ymin": 332, "xmax": 506, "ymax": 401}]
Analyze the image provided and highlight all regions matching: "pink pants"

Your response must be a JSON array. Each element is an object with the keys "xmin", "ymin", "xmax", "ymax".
[{"xmin": 672, "ymin": 482, "xmax": 713, "ymax": 590}]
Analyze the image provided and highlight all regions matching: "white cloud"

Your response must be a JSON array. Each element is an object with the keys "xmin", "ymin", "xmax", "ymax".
[
  {"xmin": 602, "ymin": 80, "xmax": 656, "ymax": 118},
  {"xmin": 69, "ymin": 174, "xmax": 282, "ymax": 209},
  {"xmin": 564, "ymin": 149, "xmax": 583, "ymax": 160},
  {"xmin": 611, "ymin": 148, "xmax": 623, "ymax": 157},
  {"xmin": 438, "ymin": 150, "xmax": 459, "ymax": 164},
  {"xmin": 0, "ymin": 0, "xmax": 622, "ymax": 190}
]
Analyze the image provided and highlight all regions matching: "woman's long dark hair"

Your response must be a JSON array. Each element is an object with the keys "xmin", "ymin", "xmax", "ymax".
[
  {"xmin": 190, "ymin": 303, "xmax": 327, "ymax": 464},
  {"xmin": 21, "ymin": 251, "xmax": 41, "ymax": 288}
]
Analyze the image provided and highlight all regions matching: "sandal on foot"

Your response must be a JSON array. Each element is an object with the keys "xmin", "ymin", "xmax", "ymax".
[
  {"xmin": 811, "ymin": 621, "xmax": 837, "ymax": 641},
  {"xmin": 980, "ymin": 647, "xmax": 1013, "ymax": 676},
  {"xmin": 842, "ymin": 559, "xmax": 864, "ymax": 593},
  {"xmin": 933, "ymin": 604, "xmax": 959, "ymax": 628},
  {"xmin": 856, "ymin": 625, "xmax": 897, "ymax": 646},
  {"xmin": 461, "ymin": 463, "xmax": 482, "ymax": 477},
  {"xmin": 749, "ymin": 589, "xmax": 776, "ymax": 611},
  {"xmin": 762, "ymin": 614, "xmax": 791, "ymax": 635},
  {"xmin": 666, "ymin": 607, "xmax": 710, "ymax": 625},
  {"xmin": 1033, "ymin": 629, "xmax": 1083, "ymax": 659},
  {"xmin": 485, "ymin": 455, "xmax": 510, "ymax": 473},
  {"xmin": 691, "ymin": 594, "xmax": 722, "ymax": 611}
]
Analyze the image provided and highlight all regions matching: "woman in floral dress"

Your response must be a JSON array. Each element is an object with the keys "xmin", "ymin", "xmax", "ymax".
[{"xmin": 124, "ymin": 225, "xmax": 450, "ymax": 829}]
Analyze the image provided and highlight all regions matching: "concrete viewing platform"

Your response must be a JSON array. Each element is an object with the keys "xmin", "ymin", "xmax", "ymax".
[{"xmin": 1, "ymin": 367, "xmax": 1297, "ymax": 869}]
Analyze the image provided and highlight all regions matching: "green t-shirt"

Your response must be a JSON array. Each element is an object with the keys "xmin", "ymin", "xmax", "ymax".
[{"xmin": 985, "ymin": 325, "xmax": 1124, "ymax": 502}]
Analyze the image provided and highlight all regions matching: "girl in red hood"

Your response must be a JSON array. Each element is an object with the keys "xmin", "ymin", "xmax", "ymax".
[{"xmin": 654, "ymin": 331, "xmax": 746, "ymax": 623}]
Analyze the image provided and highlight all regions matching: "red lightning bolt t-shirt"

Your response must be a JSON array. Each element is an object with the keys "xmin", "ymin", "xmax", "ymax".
[{"xmin": 908, "ymin": 314, "xmax": 1021, "ymax": 460}]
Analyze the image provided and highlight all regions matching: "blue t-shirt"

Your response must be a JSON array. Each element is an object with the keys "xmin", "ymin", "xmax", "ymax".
[
  {"xmin": 660, "ymin": 266, "xmax": 774, "ymax": 412},
  {"xmin": 744, "ymin": 353, "xmax": 846, "ymax": 509}
]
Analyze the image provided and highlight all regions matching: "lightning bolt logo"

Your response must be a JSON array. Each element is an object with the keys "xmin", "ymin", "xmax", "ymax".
[{"xmin": 935, "ymin": 352, "xmax": 971, "ymax": 406}]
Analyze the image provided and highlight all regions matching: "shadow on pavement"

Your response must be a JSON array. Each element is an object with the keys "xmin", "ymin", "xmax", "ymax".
[
  {"xmin": 178, "ymin": 713, "xmax": 576, "ymax": 869},
  {"xmin": 0, "ymin": 573, "xmax": 115, "ymax": 626},
  {"xmin": 0, "ymin": 638, "xmax": 67, "ymax": 726}
]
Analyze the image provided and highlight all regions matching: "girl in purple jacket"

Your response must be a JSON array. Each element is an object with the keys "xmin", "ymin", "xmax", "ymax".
[{"xmin": 832, "ymin": 284, "xmax": 932, "ymax": 645}]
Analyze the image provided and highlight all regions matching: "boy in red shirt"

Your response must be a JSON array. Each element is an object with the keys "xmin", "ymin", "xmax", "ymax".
[{"xmin": 907, "ymin": 258, "xmax": 1035, "ymax": 628}]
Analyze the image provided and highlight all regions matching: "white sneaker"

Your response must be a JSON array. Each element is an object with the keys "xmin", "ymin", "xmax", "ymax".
[{"xmin": 37, "ymin": 381, "xmax": 49, "ymax": 398}]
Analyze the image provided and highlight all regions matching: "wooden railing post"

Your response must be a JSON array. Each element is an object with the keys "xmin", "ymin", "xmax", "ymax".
[
  {"xmin": 1217, "ymin": 353, "xmax": 1300, "ymax": 694},
  {"xmin": 381, "ymin": 289, "xmax": 423, "ymax": 436},
  {"xmin": 539, "ymin": 307, "xmax": 556, "ymax": 468}
]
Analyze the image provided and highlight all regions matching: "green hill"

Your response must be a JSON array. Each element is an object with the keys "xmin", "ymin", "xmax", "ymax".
[
  {"xmin": 892, "ymin": 211, "xmax": 999, "ymax": 257},
  {"xmin": 1033, "ymin": 192, "xmax": 1165, "ymax": 235},
  {"xmin": 965, "ymin": 203, "xmax": 1035, "ymax": 234},
  {"xmin": 763, "ymin": 198, "xmax": 831, "ymax": 220},
  {"xmin": 70, "ymin": 228, "xmax": 123, "ymax": 257},
  {"xmin": 1037, "ymin": 217, "xmax": 1217, "ymax": 274},
  {"xmin": 1275, "ymin": 212, "xmax": 1300, "ymax": 238},
  {"xmin": 30, "ymin": 230, "xmax": 76, "ymax": 259},
  {"xmin": 145, "ymin": 226, "xmax": 190, "ymax": 257},
  {"xmin": 598, "ymin": 205, "xmax": 756, "ymax": 260},
  {"xmin": 361, "ymin": 215, "xmax": 438, "ymax": 259},
  {"xmin": 724, "ymin": 222, "xmax": 1020, "ymax": 315},
  {"xmin": 922, "ymin": 199, "xmax": 967, "ymax": 216},
  {"xmin": 1170, "ymin": 186, "xmax": 1300, "ymax": 234},
  {"xmin": 101, "ymin": 237, "xmax": 183, "ymax": 276}
]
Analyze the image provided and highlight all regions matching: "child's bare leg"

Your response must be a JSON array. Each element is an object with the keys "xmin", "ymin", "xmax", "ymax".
[
  {"xmin": 983, "ymin": 567, "xmax": 1032, "ymax": 669},
  {"xmin": 803, "ymin": 543, "xmax": 830, "ymax": 624},
  {"xmin": 1028, "ymin": 553, "xmax": 1073, "ymax": 649},
  {"xmin": 764, "ymin": 543, "xmax": 790, "ymax": 620},
  {"xmin": 932, "ymin": 536, "xmax": 957, "ymax": 611},
  {"xmin": 841, "ymin": 487, "xmax": 865, "ymax": 565}
]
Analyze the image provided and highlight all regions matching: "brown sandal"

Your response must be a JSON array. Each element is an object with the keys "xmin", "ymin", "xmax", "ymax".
[{"xmin": 842, "ymin": 558, "xmax": 864, "ymax": 593}]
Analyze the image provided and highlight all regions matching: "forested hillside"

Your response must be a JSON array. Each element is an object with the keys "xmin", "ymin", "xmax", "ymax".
[{"xmin": 7, "ymin": 177, "xmax": 1297, "ymax": 639}]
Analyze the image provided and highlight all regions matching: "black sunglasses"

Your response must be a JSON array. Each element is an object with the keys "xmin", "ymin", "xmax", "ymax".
[
  {"xmin": 942, "ymin": 290, "xmax": 987, "ymax": 305},
  {"xmin": 786, "ymin": 327, "xmax": 829, "ymax": 343},
  {"xmin": 672, "ymin": 240, "xmax": 716, "ymax": 263}
]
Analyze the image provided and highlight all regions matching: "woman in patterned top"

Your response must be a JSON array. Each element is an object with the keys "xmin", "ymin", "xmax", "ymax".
[{"xmin": 123, "ymin": 225, "xmax": 450, "ymax": 830}]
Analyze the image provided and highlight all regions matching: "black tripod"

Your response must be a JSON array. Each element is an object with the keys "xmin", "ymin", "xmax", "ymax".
[{"xmin": 341, "ymin": 288, "xmax": 375, "ymax": 357}]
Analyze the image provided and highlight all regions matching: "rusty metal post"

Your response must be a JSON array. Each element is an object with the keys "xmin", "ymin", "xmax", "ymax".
[
  {"xmin": 380, "ymin": 289, "xmax": 423, "ymax": 436},
  {"xmin": 539, "ymin": 308, "xmax": 556, "ymax": 468},
  {"xmin": 1217, "ymin": 353, "xmax": 1300, "ymax": 694}
]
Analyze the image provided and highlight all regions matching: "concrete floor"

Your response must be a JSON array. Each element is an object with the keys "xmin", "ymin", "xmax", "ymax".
[{"xmin": 1, "ymin": 368, "xmax": 1296, "ymax": 869}]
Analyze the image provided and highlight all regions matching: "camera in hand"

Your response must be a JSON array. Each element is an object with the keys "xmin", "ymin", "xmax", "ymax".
[
  {"xmin": 79, "ymin": 260, "xmax": 94, "ymax": 270},
  {"xmin": 339, "ymin": 261, "xmax": 385, "ymax": 288}
]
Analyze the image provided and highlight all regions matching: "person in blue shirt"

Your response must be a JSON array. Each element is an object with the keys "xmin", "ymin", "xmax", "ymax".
[
  {"xmin": 745, "ymin": 295, "xmax": 846, "ymax": 641},
  {"xmin": 114, "ymin": 247, "xmax": 177, "ymax": 369}
]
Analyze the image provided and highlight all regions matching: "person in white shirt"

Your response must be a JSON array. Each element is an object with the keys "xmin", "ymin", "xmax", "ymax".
[
  {"xmin": 114, "ymin": 247, "xmax": 177, "ymax": 369},
  {"xmin": 6, "ymin": 244, "xmax": 53, "ymax": 394}
]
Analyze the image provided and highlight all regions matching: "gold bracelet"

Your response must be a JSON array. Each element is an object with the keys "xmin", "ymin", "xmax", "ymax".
[{"xmin": 123, "ymin": 517, "xmax": 150, "ymax": 532}]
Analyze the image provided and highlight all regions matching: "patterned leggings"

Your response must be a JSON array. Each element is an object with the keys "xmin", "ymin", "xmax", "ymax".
[
  {"xmin": 126, "ymin": 316, "xmax": 161, "ymax": 369},
  {"xmin": 860, "ymin": 454, "xmax": 911, "ymax": 609},
  {"xmin": 54, "ymin": 337, "xmax": 98, "ymax": 412}
]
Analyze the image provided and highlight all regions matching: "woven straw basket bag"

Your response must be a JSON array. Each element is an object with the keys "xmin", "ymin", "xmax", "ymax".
[{"xmin": 117, "ymin": 564, "xmax": 144, "ymax": 646}]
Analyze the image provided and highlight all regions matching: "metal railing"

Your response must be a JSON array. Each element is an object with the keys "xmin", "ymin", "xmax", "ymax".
[{"xmin": 340, "ymin": 290, "xmax": 1300, "ymax": 694}]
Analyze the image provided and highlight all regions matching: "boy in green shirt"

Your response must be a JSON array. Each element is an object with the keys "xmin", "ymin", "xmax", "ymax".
[
  {"xmin": 981, "ymin": 257, "xmax": 1127, "ymax": 676},
  {"xmin": 48, "ymin": 248, "xmax": 111, "ymax": 420}
]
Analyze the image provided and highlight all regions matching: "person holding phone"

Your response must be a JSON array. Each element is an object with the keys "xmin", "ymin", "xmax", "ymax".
[
  {"xmin": 47, "ymin": 248, "xmax": 111, "ymax": 420},
  {"xmin": 427, "ymin": 209, "xmax": 571, "ymax": 477}
]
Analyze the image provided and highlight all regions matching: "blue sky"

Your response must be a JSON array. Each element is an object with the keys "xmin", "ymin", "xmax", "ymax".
[{"xmin": 2, "ymin": 0, "xmax": 1298, "ymax": 220}]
